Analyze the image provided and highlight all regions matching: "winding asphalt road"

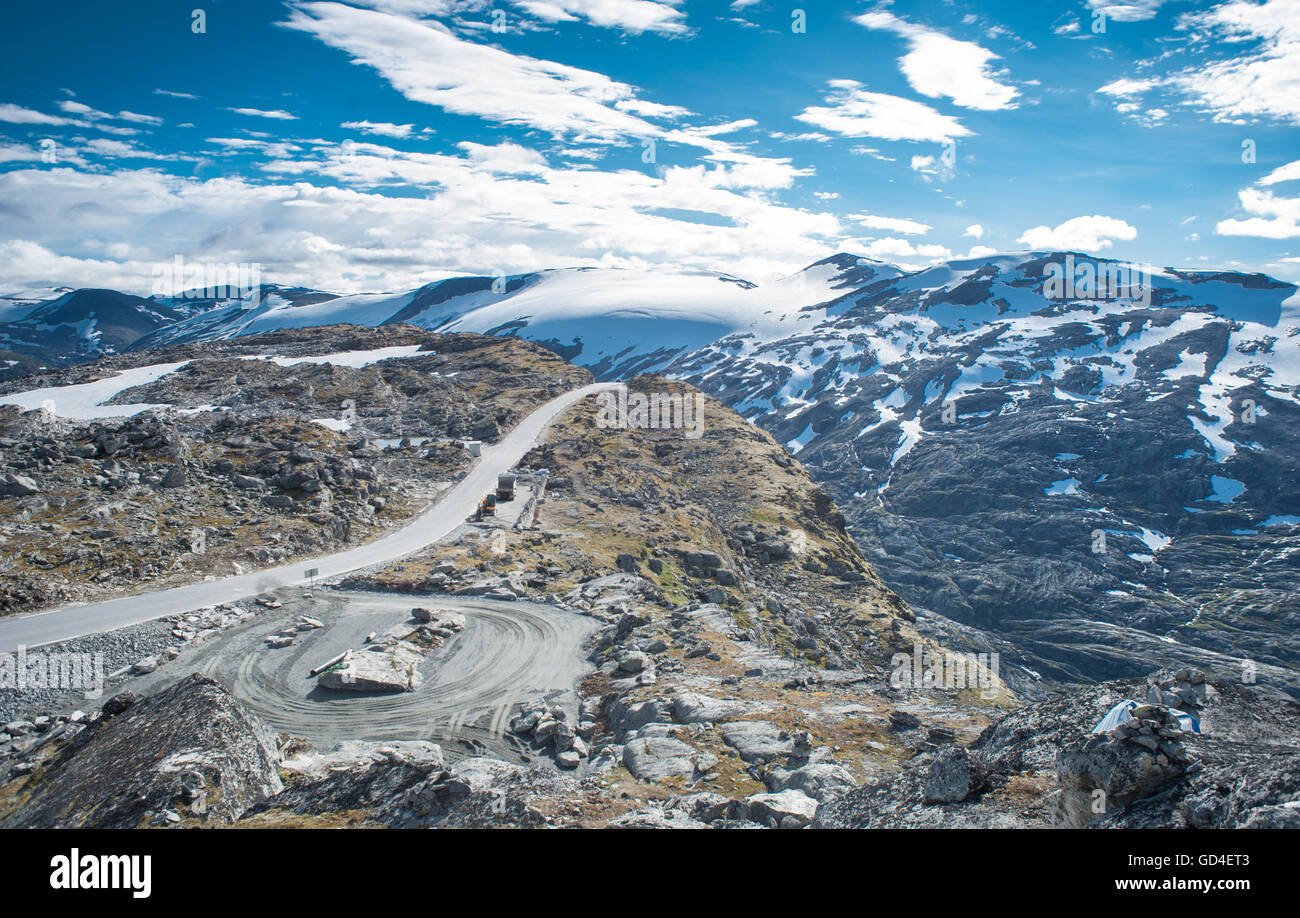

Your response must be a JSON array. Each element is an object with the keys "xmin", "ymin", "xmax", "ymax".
[{"xmin": 0, "ymin": 382, "xmax": 615, "ymax": 651}]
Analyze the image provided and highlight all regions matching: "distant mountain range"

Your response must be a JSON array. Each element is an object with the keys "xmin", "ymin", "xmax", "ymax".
[{"xmin": 5, "ymin": 251, "xmax": 1298, "ymax": 694}]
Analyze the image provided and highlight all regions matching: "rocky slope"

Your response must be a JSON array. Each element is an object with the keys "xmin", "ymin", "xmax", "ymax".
[
  {"xmin": 0, "ymin": 325, "xmax": 588, "ymax": 614},
  {"xmin": 2, "ymin": 367, "xmax": 1290, "ymax": 830},
  {"xmin": 661, "ymin": 254, "xmax": 1300, "ymax": 695},
  {"xmin": 1, "ymin": 674, "xmax": 282, "ymax": 829},
  {"xmin": 0, "ymin": 373, "xmax": 1008, "ymax": 828},
  {"xmin": 816, "ymin": 669, "xmax": 1300, "ymax": 829}
]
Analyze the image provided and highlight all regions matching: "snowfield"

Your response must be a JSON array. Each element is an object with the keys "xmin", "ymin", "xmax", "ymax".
[{"xmin": 0, "ymin": 346, "xmax": 432, "ymax": 420}]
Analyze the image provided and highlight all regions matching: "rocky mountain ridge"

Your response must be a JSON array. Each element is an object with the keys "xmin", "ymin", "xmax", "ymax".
[{"xmin": 9, "ymin": 252, "xmax": 1296, "ymax": 697}]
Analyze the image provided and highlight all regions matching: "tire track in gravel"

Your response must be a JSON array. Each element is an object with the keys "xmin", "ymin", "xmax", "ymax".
[{"xmin": 128, "ymin": 591, "xmax": 597, "ymax": 764}]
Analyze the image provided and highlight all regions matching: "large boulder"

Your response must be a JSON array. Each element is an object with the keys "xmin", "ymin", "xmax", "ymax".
[
  {"xmin": 721, "ymin": 721, "xmax": 794, "ymax": 763},
  {"xmin": 777, "ymin": 761, "xmax": 859, "ymax": 803},
  {"xmin": 610, "ymin": 698, "xmax": 665, "ymax": 737},
  {"xmin": 607, "ymin": 807, "xmax": 709, "ymax": 829},
  {"xmin": 683, "ymin": 550, "xmax": 722, "ymax": 569},
  {"xmin": 673, "ymin": 691, "xmax": 748, "ymax": 724},
  {"xmin": 617, "ymin": 651, "xmax": 650, "ymax": 674},
  {"xmin": 746, "ymin": 789, "xmax": 818, "ymax": 828},
  {"xmin": 1055, "ymin": 705, "xmax": 1191, "ymax": 828},
  {"xmin": 0, "ymin": 473, "xmax": 40, "ymax": 497},
  {"xmin": 622, "ymin": 735, "xmax": 700, "ymax": 782},
  {"xmin": 318, "ymin": 643, "xmax": 425, "ymax": 692}
]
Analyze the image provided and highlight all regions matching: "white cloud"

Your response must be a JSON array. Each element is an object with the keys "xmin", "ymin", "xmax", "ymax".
[
  {"xmin": 1216, "ymin": 187, "xmax": 1300, "ymax": 238},
  {"xmin": 909, "ymin": 153, "xmax": 955, "ymax": 182},
  {"xmin": 0, "ymin": 239, "xmax": 164, "ymax": 291},
  {"xmin": 0, "ymin": 141, "xmax": 85, "ymax": 167},
  {"xmin": 964, "ymin": 223, "xmax": 984, "ymax": 238},
  {"xmin": 283, "ymin": 1, "xmax": 797, "ymax": 196},
  {"xmin": 614, "ymin": 98, "xmax": 692, "ymax": 119},
  {"xmin": 0, "ymin": 137, "xmax": 853, "ymax": 294},
  {"xmin": 1017, "ymin": 215, "xmax": 1138, "ymax": 251},
  {"xmin": 206, "ymin": 137, "xmax": 305, "ymax": 158},
  {"xmin": 282, "ymin": 2, "xmax": 658, "ymax": 143},
  {"xmin": 154, "ymin": 89, "xmax": 199, "ymax": 100},
  {"xmin": 1260, "ymin": 159, "xmax": 1300, "ymax": 185},
  {"xmin": 795, "ymin": 81, "xmax": 971, "ymax": 142},
  {"xmin": 346, "ymin": 1, "xmax": 490, "ymax": 14},
  {"xmin": 1215, "ymin": 152, "xmax": 1300, "ymax": 240},
  {"xmin": 1097, "ymin": 78, "xmax": 1157, "ymax": 97},
  {"xmin": 59, "ymin": 100, "xmax": 162, "ymax": 125},
  {"xmin": 855, "ymin": 236, "xmax": 954, "ymax": 268},
  {"xmin": 1086, "ymin": 1, "xmax": 1171, "ymax": 23},
  {"xmin": 342, "ymin": 120, "xmax": 418, "ymax": 138},
  {"xmin": 79, "ymin": 138, "xmax": 180, "ymax": 161},
  {"xmin": 0, "ymin": 103, "xmax": 75, "ymax": 126},
  {"xmin": 1099, "ymin": 1, "xmax": 1300, "ymax": 126},
  {"xmin": 1173, "ymin": 0, "xmax": 1300, "ymax": 124},
  {"xmin": 228, "ymin": 107, "xmax": 299, "ymax": 120},
  {"xmin": 0, "ymin": 102, "xmax": 151, "ymax": 136},
  {"xmin": 853, "ymin": 11, "xmax": 1019, "ymax": 111},
  {"xmin": 850, "ymin": 213, "xmax": 931, "ymax": 235},
  {"xmin": 514, "ymin": 0, "xmax": 688, "ymax": 35},
  {"xmin": 690, "ymin": 118, "xmax": 757, "ymax": 137}
]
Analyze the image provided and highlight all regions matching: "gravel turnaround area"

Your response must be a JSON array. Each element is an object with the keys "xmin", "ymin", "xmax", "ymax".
[{"xmin": 18, "ymin": 588, "xmax": 600, "ymax": 765}]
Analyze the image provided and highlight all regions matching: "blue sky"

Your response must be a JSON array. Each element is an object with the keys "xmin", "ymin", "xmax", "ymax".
[{"xmin": 0, "ymin": 0, "xmax": 1297, "ymax": 295}]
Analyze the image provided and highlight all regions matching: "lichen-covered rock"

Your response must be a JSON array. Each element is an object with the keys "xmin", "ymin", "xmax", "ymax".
[
  {"xmin": 924, "ymin": 746, "xmax": 981, "ymax": 804},
  {"xmin": 721, "ymin": 720, "xmax": 794, "ymax": 763},
  {"xmin": 622, "ymin": 734, "xmax": 699, "ymax": 782},
  {"xmin": 816, "ymin": 675, "xmax": 1300, "ymax": 829},
  {"xmin": 1055, "ymin": 729, "xmax": 1188, "ymax": 828},
  {"xmin": 252, "ymin": 754, "xmax": 582, "ymax": 828},
  {"xmin": 672, "ymin": 691, "xmax": 749, "ymax": 724}
]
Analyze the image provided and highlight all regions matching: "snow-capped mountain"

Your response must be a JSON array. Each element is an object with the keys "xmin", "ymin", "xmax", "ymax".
[
  {"xmin": 129, "ymin": 259, "xmax": 904, "ymax": 378},
  {"xmin": 660, "ymin": 253, "xmax": 1300, "ymax": 691},
  {"xmin": 0, "ymin": 288, "xmax": 192, "ymax": 379},
  {"xmin": 9, "ymin": 252, "xmax": 1300, "ymax": 691}
]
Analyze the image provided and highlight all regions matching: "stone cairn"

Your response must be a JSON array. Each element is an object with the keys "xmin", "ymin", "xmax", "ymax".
[
  {"xmin": 1145, "ymin": 668, "xmax": 1210, "ymax": 716},
  {"xmin": 1108, "ymin": 704, "xmax": 1191, "ymax": 766}
]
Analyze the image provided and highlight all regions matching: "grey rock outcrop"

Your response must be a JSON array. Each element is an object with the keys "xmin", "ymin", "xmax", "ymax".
[{"xmin": 2, "ymin": 674, "xmax": 281, "ymax": 828}]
